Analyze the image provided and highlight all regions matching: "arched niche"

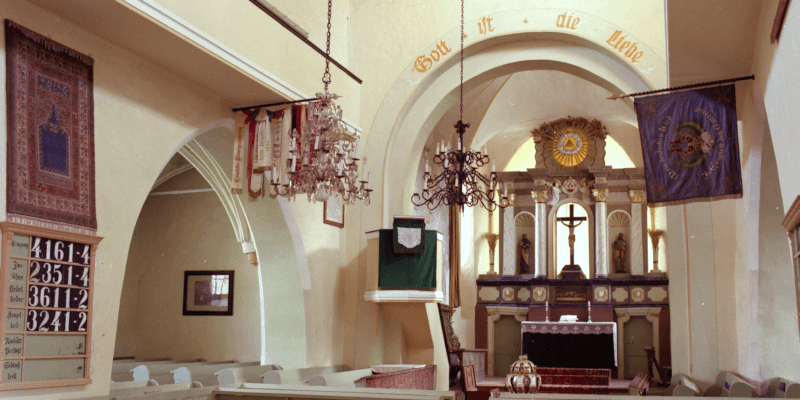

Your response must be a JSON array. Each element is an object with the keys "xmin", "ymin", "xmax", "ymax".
[
  {"xmin": 117, "ymin": 119, "xmax": 309, "ymax": 368},
  {"xmin": 607, "ymin": 210, "xmax": 632, "ymax": 276},
  {"xmin": 548, "ymin": 199, "xmax": 594, "ymax": 279},
  {"xmin": 365, "ymin": 8, "xmax": 667, "ymax": 228},
  {"xmin": 514, "ymin": 211, "xmax": 536, "ymax": 275}
]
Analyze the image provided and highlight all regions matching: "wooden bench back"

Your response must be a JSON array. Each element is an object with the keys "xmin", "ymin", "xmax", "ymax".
[
  {"xmin": 768, "ymin": 377, "xmax": 800, "ymax": 398},
  {"xmin": 262, "ymin": 365, "xmax": 346, "ymax": 384},
  {"xmin": 228, "ymin": 384, "xmax": 460, "ymax": 400},
  {"xmin": 306, "ymin": 368, "xmax": 374, "ymax": 387}
]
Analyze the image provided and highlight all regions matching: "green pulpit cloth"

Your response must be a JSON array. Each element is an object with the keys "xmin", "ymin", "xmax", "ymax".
[{"xmin": 379, "ymin": 229, "xmax": 437, "ymax": 288}]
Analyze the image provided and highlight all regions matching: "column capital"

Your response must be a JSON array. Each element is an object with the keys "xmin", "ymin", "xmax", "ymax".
[
  {"xmin": 629, "ymin": 190, "xmax": 646, "ymax": 203},
  {"xmin": 531, "ymin": 190, "xmax": 549, "ymax": 203},
  {"xmin": 592, "ymin": 188, "xmax": 610, "ymax": 202}
]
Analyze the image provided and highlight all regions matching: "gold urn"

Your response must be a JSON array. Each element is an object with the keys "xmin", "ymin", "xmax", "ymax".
[{"xmin": 505, "ymin": 355, "xmax": 541, "ymax": 393}]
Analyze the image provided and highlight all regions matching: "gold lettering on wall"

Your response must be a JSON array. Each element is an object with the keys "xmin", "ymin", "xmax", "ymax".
[
  {"xmin": 477, "ymin": 16, "xmax": 495, "ymax": 35},
  {"xmin": 413, "ymin": 41, "xmax": 453, "ymax": 73},
  {"xmin": 606, "ymin": 30, "xmax": 644, "ymax": 63},
  {"xmin": 556, "ymin": 12, "xmax": 580, "ymax": 30}
]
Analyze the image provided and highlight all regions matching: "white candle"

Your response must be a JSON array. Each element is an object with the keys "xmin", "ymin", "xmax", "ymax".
[
  {"xmin": 314, "ymin": 136, "xmax": 320, "ymax": 150},
  {"xmin": 292, "ymin": 155, "xmax": 297, "ymax": 170},
  {"xmin": 436, "ymin": 142, "xmax": 440, "ymax": 154},
  {"xmin": 272, "ymin": 166, "xmax": 277, "ymax": 183},
  {"xmin": 492, "ymin": 161, "xmax": 496, "ymax": 172},
  {"xmin": 458, "ymin": 138, "xmax": 462, "ymax": 151},
  {"xmin": 504, "ymin": 186, "xmax": 508, "ymax": 197}
]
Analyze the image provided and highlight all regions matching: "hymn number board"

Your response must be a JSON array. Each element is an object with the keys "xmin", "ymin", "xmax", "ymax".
[{"xmin": 0, "ymin": 222, "xmax": 101, "ymax": 390}]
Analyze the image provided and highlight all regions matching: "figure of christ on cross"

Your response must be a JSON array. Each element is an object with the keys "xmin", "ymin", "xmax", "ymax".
[{"xmin": 557, "ymin": 204, "xmax": 587, "ymax": 278}]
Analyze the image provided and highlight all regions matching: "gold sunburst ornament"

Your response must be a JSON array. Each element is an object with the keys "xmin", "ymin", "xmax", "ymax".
[
  {"xmin": 531, "ymin": 116, "xmax": 608, "ymax": 169},
  {"xmin": 553, "ymin": 128, "xmax": 589, "ymax": 167}
]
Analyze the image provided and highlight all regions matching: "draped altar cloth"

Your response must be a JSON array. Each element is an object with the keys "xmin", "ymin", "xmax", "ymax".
[{"xmin": 522, "ymin": 321, "xmax": 617, "ymax": 368}]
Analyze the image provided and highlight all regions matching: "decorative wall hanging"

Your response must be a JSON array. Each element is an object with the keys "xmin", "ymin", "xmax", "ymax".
[
  {"xmin": 5, "ymin": 20, "xmax": 96, "ymax": 231},
  {"xmin": 531, "ymin": 117, "xmax": 608, "ymax": 169},
  {"xmin": 634, "ymin": 84, "xmax": 742, "ymax": 206}
]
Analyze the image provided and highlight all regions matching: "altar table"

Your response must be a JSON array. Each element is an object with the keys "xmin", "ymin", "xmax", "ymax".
[{"xmin": 521, "ymin": 321, "xmax": 617, "ymax": 369}]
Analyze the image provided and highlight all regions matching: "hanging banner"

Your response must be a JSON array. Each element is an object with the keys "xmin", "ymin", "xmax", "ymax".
[
  {"xmin": 634, "ymin": 84, "xmax": 743, "ymax": 206},
  {"xmin": 231, "ymin": 112, "xmax": 247, "ymax": 194}
]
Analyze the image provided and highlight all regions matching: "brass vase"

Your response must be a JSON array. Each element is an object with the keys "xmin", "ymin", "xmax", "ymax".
[{"xmin": 505, "ymin": 355, "xmax": 541, "ymax": 393}]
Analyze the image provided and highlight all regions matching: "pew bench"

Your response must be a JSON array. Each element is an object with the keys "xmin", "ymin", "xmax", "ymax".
[
  {"xmin": 705, "ymin": 371, "xmax": 757, "ymax": 397},
  {"xmin": 214, "ymin": 364, "xmax": 282, "ymax": 386},
  {"xmin": 629, "ymin": 372, "xmax": 650, "ymax": 395},
  {"xmin": 110, "ymin": 382, "xmax": 195, "ymax": 398},
  {"xmin": 226, "ymin": 384, "xmax": 462, "ymax": 400},
  {"xmin": 122, "ymin": 361, "xmax": 261, "ymax": 383},
  {"xmin": 354, "ymin": 365, "xmax": 436, "ymax": 390},
  {"xmin": 262, "ymin": 365, "xmax": 347, "ymax": 384},
  {"xmin": 768, "ymin": 377, "xmax": 800, "ymax": 398},
  {"xmin": 663, "ymin": 373, "xmax": 700, "ymax": 396},
  {"xmin": 307, "ymin": 368, "xmax": 374, "ymax": 387}
]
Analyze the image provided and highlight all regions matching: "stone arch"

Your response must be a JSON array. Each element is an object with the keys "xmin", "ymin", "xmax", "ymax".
[
  {"xmin": 364, "ymin": 8, "xmax": 667, "ymax": 228},
  {"xmin": 548, "ymin": 198, "xmax": 595, "ymax": 279},
  {"xmin": 123, "ymin": 119, "xmax": 309, "ymax": 366}
]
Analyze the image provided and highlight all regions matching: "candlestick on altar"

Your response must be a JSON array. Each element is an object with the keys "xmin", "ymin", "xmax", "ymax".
[
  {"xmin": 587, "ymin": 301, "xmax": 592, "ymax": 323},
  {"xmin": 545, "ymin": 301, "xmax": 550, "ymax": 322}
]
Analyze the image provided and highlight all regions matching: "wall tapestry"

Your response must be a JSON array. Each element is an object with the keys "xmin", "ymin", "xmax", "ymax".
[{"xmin": 5, "ymin": 20, "xmax": 96, "ymax": 230}]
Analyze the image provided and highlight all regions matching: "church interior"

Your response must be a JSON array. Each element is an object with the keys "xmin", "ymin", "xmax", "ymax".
[{"xmin": 0, "ymin": 0, "xmax": 799, "ymax": 399}]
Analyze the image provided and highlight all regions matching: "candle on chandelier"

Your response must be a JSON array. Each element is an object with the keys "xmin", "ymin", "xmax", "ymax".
[
  {"xmin": 458, "ymin": 138, "xmax": 462, "ymax": 151},
  {"xmin": 436, "ymin": 142, "xmax": 440, "ymax": 154},
  {"xmin": 338, "ymin": 162, "xmax": 343, "ymax": 175},
  {"xmin": 354, "ymin": 136, "xmax": 360, "ymax": 157},
  {"xmin": 504, "ymin": 186, "xmax": 507, "ymax": 197},
  {"xmin": 292, "ymin": 155, "xmax": 297, "ymax": 171},
  {"xmin": 272, "ymin": 166, "xmax": 277, "ymax": 183},
  {"xmin": 314, "ymin": 136, "xmax": 320, "ymax": 150},
  {"xmin": 492, "ymin": 161, "xmax": 495, "ymax": 172}
]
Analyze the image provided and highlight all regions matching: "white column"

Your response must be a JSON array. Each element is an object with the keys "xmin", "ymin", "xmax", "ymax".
[
  {"xmin": 532, "ymin": 190, "xmax": 548, "ymax": 278},
  {"xmin": 502, "ymin": 206, "xmax": 515, "ymax": 275},
  {"xmin": 630, "ymin": 202, "xmax": 644, "ymax": 276},
  {"xmin": 593, "ymin": 189, "xmax": 609, "ymax": 278}
]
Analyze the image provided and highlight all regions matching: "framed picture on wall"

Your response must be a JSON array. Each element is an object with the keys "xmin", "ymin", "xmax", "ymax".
[
  {"xmin": 324, "ymin": 196, "xmax": 345, "ymax": 228},
  {"xmin": 183, "ymin": 271, "xmax": 234, "ymax": 316}
]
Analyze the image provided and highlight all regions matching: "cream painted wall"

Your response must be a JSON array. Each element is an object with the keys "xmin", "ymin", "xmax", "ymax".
[
  {"xmin": 120, "ymin": 170, "xmax": 261, "ymax": 362},
  {"xmin": 150, "ymin": 0, "xmax": 360, "ymax": 126},
  {"xmin": 0, "ymin": 0, "xmax": 234, "ymax": 397}
]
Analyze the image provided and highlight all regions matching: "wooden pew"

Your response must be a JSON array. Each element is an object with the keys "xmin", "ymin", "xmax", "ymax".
[
  {"xmin": 306, "ymin": 368, "xmax": 374, "ymax": 387},
  {"xmin": 109, "ymin": 379, "xmax": 159, "ymax": 391},
  {"xmin": 629, "ymin": 372, "xmax": 650, "ymax": 395},
  {"xmin": 227, "ymin": 383, "xmax": 462, "ymax": 400},
  {"xmin": 705, "ymin": 371, "xmax": 757, "ymax": 397},
  {"xmin": 213, "ymin": 364, "xmax": 282, "ymax": 386},
  {"xmin": 114, "ymin": 385, "xmax": 224, "ymax": 400},
  {"xmin": 768, "ymin": 377, "xmax": 800, "ymax": 398},
  {"xmin": 122, "ymin": 361, "xmax": 260, "ymax": 383},
  {"xmin": 662, "ymin": 373, "xmax": 701, "ymax": 397},
  {"xmin": 262, "ymin": 366, "xmax": 348, "ymax": 384},
  {"xmin": 112, "ymin": 360, "xmax": 178, "ymax": 373},
  {"xmin": 110, "ymin": 382, "xmax": 195, "ymax": 398},
  {"xmin": 111, "ymin": 361, "xmax": 214, "ymax": 382}
]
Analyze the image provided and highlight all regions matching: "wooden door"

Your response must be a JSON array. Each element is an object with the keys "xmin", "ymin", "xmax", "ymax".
[{"xmin": 624, "ymin": 316, "xmax": 653, "ymax": 379}]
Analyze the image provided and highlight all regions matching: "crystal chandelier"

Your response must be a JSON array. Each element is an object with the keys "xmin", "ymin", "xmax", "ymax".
[
  {"xmin": 411, "ymin": 0, "xmax": 509, "ymax": 212},
  {"xmin": 270, "ymin": 0, "xmax": 371, "ymax": 205}
]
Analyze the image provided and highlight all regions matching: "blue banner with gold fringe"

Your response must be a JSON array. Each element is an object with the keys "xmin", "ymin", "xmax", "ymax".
[{"xmin": 634, "ymin": 84, "xmax": 743, "ymax": 206}]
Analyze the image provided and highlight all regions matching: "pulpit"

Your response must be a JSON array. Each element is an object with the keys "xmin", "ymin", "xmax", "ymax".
[{"xmin": 521, "ymin": 321, "xmax": 617, "ymax": 369}]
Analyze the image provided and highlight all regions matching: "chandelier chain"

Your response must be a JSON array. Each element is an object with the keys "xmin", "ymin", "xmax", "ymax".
[
  {"xmin": 322, "ymin": 0, "xmax": 333, "ymax": 89},
  {"xmin": 410, "ymin": 0, "xmax": 509, "ymax": 212},
  {"xmin": 459, "ymin": 0, "xmax": 464, "ymax": 121}
]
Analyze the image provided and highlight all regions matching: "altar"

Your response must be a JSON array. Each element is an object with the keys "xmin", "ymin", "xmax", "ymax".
[{"xmin": 521, "ymin": 321, "xmax": 617, "ymax": 370}]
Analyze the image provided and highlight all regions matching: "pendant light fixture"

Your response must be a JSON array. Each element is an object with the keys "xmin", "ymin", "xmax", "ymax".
[
  {"xmin": 411, "ymin": 0, "xmax": 509, "ymax": 212},
  {"xmin": 271, "ymin": 0, "xmax": 371, "ymax": 205}
]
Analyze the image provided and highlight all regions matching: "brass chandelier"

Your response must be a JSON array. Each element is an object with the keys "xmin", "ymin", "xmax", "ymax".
[
  {"xmin": 411, "ymin": 0, "xmax": 509, "ymax": 212},
  {"xmin": 271, "ymin": 0, "xmax": 371, "ymax": 205}
]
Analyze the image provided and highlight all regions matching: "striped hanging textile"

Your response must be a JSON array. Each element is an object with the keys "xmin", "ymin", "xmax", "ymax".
[
  {"xmin": 254, "ymin": 108, "xmax": 271, "ymax": 172},
  {"xmin": 243, "ymin": 109, "xmax": 263, "ymax": 199},
  {"xmin": 231, "ymin": 111, "xmax": 247, "ymax": 194},
  {"xmin": 279, "ymin": 107, "xmax": 292, "ymax": 184}
]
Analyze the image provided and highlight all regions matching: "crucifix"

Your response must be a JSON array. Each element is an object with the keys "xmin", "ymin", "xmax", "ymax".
[{"xmin": 557, "ymin": 204, "xmax": 587, "ymax": 267}]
